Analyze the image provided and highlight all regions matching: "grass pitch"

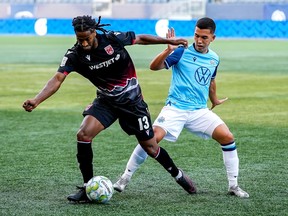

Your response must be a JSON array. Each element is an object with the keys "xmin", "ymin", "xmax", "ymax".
[{"xmin": 0, "ymin": 36, "xmax": 287, "ymax": 216}]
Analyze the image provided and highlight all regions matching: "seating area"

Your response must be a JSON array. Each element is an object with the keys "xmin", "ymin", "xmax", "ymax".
[
  {"xmin": 1, "ymin": 0, "xmax": 288, "ymax": 3},
  {"xmin": 209, "ymin": 0, "xmax": 288, "ymax": 3}
]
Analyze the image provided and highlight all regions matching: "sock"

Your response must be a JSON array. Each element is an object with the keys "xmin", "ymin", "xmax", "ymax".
[
  {"xmin": 123, "ymin": 144, "xmax": 148, "ymax": 179},
  {"xmin": 77, "ymin": 140, "xmax": 93, "ymax": 183},
  {"xmin": 221, "ymin": 142, "xmax": 239, "ymax": 188},
  {"xmin": 174, "ymin": 170, "xmax": 183, "ymax": 180},
  {"xmin": 154, "ymin": 147, "xmax": 179, "ymax": 177}
]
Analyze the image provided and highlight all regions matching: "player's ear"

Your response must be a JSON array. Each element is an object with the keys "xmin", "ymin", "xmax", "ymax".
[
  {"xmin": 211, "ymin": 34, "xmax": 216, "ymax": 42},
  {"xmin": 90, "ymin": 29, "xmax": 96, "ymax": 35}
]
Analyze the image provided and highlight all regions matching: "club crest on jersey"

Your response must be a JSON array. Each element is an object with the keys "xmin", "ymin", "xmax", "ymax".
[
  {"xmin": 85, "ymin": 55, "xmax": 91, "ymax": 61},
  {"xmin": 157, "ymin": 116, "xmax": 165, "ymax": 123},
  {"xmin": 104, "ymin": 45, "xmax": 114, "ymax": 55}
]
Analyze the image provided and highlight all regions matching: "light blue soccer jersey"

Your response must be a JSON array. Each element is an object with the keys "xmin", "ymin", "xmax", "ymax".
[{"xmin": 164, "ymin": 44, "xmax": 220, "ymax": 110}]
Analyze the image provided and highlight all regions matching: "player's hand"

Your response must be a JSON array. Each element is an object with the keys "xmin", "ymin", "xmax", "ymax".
[
  {"xmin": 22, "ymin": 99, "xmax": 37, "ymax": 112},
  {"xmin": 167, "ymin": 28, "xmax": 188, "ymax": 50},
  {"xmin": 210, "ymin": 97, "xmax": 228, "ymax": 110}
]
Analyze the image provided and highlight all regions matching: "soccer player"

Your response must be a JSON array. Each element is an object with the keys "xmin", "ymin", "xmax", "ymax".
[
  {"xmin": 114, "ymin": 17, "xmax": 249, "ymax": 198},
  {"xmin": 22, "ymin": 15, "xmax": 196, "ymax": 203}
]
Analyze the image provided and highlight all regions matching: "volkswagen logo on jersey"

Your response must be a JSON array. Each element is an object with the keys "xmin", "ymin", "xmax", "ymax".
[{"xmin": 195, "ymin": 66, "xmax": 211, "ymax": 86}]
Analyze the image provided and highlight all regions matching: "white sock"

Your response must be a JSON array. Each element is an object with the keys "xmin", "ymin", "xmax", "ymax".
[
  {"xmin": 222, "ymin": 143, "xmax": 239, "ymax": 188},
  {"xmin": 123, "ymin": 144, "xmax": 148, "ymax": 179}
]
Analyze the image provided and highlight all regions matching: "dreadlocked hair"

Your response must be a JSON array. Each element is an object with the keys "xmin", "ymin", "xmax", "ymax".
[{"xmin": 72, "ymin": 15, "xmax": 110, "ymax": 33}]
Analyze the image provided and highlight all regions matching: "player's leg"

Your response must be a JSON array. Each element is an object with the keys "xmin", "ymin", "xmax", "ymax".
[
  {"xmin": 139, "ymin": 137, "xmax": 196, "ymax": 194},
  {"xmin": 212, "ymin": 124, "xmax": 249, "ymax": 198},
  {"xmin": 113, "ymin": 126, "xmax": 167, "ymax": 192},
  {"xmin": 185, "ymin": 108, "xmax": 248, "ymax": 197},
  {"xmin": 113, "ymin": 144, "xmax": 148, "ymax": 192},
  {"xmin": 68, "ymin": 100, "xmax": 117, "ymax": 202},
  {"xmin": 135, "ymin": 105, "xmax": 196, "ymax": 194},
  {"xmin": 116, "ymin": 102, "xmax": 196, "ymax": 194},
  {"xmin": 114, "ymin": 105, "xmax": 194, "ymax": 193},
  {"xmin": 67, "ymin": 115, "xmax": 105, "ymax": 202},
  {"xmin": 139, "ymin": 107, "xmax": 196, "ymax": 194}
]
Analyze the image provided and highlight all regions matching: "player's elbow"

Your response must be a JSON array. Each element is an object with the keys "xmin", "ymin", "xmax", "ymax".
[
  {"xmin": 150, "ymin": 62, "xmax": 164, "ymax": 71},
  {"xmin": 150, "ymin": 64, "xmax": 158, "ymax": 71}
]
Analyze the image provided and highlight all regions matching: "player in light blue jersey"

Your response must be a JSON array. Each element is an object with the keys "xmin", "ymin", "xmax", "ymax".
[{"xmin": 114, "ymin": 17, "xmax": 249, "ymax": 198}]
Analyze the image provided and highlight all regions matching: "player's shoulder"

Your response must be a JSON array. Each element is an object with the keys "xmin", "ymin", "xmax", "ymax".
[
  {"xmin": 106, "ymin": 30, "xmax": 135, "ymax": 46},
  {"xmin": 207, "ymin": 48, "xmax": 219, "ymax": 61},
  {"xmin": 64, "ymin": 44, "xmax": 79, "ymax": 57}
]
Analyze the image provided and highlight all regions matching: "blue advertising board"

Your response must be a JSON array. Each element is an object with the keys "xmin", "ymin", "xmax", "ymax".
[{"xmin": 0, "ymin": 18, "xmax": 287, "ymax": 38}]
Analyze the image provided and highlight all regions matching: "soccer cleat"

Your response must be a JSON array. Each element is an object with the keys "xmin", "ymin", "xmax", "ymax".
[
  {"xmin": 113, "ymin": 176, "xmax": 130, "ymax": 192},
  {"xmin": 67, "ymin": 186, "xmax": 91, "ymax": 203},
  {"xmin": 176, "ymin": 169, "xmax": 197, "ymax": 194},
  {"xmin": 228, "ymin": 185, "xmax": 249, "ymax": 198}
]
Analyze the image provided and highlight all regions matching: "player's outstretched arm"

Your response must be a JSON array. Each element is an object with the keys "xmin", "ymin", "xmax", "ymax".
[
  {"xmin": 134, "ymin": 29, "xmax": 188, "ymax": 47},
  {"xmin": 209, "ymin": 79, "xmax": 228, "ymax": 110},
  {"xmin": 22, "ymin": 72, "xmax": 66, "ymax": 112}
]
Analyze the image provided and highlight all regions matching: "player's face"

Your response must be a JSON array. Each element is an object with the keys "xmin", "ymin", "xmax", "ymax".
[
  {"xmin": 194, "ymin": 27, "xmax": 215, "ymax": 53},
  {"xmin": 75, "ymin": 30, "xmax": 97, "ymax": 51}
]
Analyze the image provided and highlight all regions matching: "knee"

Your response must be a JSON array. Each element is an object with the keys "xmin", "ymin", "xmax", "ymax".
[
  {"xmin": 212, "ymin": 126, "xmax": 235, "ymax": 144},
  {"xmin": 139, "ymin": 139, "xmax": 159, "ymax": 158},
  {"xmin": 225, "ymin": 131, "xmax": 234, "ymax": 144},
  {"xmin": 77, "ymin": 129, "xmax": 92, "ymax": 141},
  {"xmin": 219, "ymin": 130, "xmax": 234, "ymax": 145}
]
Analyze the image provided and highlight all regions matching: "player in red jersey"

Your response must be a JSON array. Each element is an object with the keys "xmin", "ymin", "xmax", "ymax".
[{"xmin": 23, "ymin": 15, "xmax": 196, "ymax": 202}]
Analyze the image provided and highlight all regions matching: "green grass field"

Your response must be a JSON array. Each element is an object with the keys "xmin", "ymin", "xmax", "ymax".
[{"xmin": 0, "ymin": 36, "xmax": 287, "ymax": 216}]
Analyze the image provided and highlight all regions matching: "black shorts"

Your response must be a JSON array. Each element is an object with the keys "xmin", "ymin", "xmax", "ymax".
[{"xmin": 82, "ymin": 96, "xmax": 154, "ymax": 141}]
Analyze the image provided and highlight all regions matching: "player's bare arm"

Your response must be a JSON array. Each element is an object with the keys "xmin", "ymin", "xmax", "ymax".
[
  {"xmin": 209, "ymin": 79, "xmax": 228, "ymax": 110},
  {"xmin": 149, "ymin": 48, "xmax": 171, "ymax": 70},
  {"xmin": 23, "ymin": 72, "xmax": 66, "ymax": 112},
  {"xmin": 150, "ymin": 28, "xmax": 183, "ymax": 71},
  {"xmin": 134, "ymin": 32, "xmax": 188, "ymax": 47}
]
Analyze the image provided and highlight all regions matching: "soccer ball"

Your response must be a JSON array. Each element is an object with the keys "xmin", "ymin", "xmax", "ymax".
[{"xmin": 85, "ymin": 176, "xmax": 114, "ymax": 204}]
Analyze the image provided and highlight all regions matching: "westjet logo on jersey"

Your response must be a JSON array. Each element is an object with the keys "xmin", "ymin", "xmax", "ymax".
[
  {"xmin": 85, "ymin": 55, "xmax": 90, "ymax": 61},
  {"xmin": 89, "ymin": 54, "xmax": 120, "ymax": 70},
  {"xmin": 195, "ymin": 66, "xmax": 211, "ymax": 86}
]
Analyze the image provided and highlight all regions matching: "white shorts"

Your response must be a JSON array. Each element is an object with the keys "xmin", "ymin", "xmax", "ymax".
[{"xmin": 153, "ymin": 106, "xmax": 224, "ymax": 142}]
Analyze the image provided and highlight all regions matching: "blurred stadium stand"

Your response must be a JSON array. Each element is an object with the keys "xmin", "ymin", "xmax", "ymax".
[
  {"xmin": 0, "ymin": 0, "xmax": 287, "ymax": 37},
  {"xmin": 0, "ymin": 0, "xmax": 287, "ymax": 20}
]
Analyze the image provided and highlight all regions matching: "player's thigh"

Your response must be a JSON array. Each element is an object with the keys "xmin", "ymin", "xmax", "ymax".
[
  {"xmin": 212, "ymin": 123, "xmax": 234, "ymax": 144},
  {"xmin": 153, "ymin": 126, "xmax": 167, "ymax": 143},
  {"xmin": 153, "ymin": 106, "xmax": 187, "ymax": 142},
  {"xmin": 79, "ymin": 98, "xmax": 118, "ymax": 140},
  {"xmin": 185, "ymin": 108, "xmax": 224, "ymax": 139},
  {"xmin": 118, "ymin": 99, "xmax": 154, "ymax": 141},
  {"xmin": 78, "ymin": 115, "xmax": 105, "ymax": 139}
]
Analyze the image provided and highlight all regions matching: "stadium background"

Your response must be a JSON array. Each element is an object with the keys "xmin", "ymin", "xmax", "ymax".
[{"xmin": 0, "ymin": 0, "xmax": 288, "ymax": 38}]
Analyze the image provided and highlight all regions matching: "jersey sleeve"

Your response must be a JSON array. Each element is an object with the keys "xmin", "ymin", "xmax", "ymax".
[
  {"xmin": 164, "ymin": 46, "xmax": 185, "ymax": 69},
  {"xmin": 211, "ymin": 58, "xmax": 220, "ymax": 79},
  {"xmin": 211, "ymin": 65, "xmax": 218, "ymax": 79},
  {"xmin": 57, "ymin": 49, "xmax": 76, "ymax": 75},
  {"xmin": 107, "ymin": 31, "xmax": 136, "ymax": 46}
]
